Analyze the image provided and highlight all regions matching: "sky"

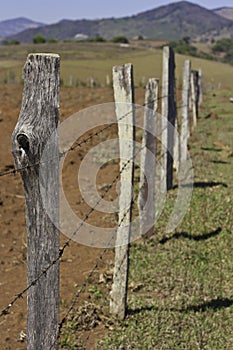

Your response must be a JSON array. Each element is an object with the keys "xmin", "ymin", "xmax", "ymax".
[{"xmin": 0, "ymin": 0, "xmax": 233, "ymax": 23}]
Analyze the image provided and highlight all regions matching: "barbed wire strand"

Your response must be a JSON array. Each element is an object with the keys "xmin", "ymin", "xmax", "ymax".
[
  {"xmin": 0, "ymin": 134, "xmax": 145, "ymax": 319},
  {"xmin": 0, "ymin": 90, "xmax": 191, "ymax": 179}
]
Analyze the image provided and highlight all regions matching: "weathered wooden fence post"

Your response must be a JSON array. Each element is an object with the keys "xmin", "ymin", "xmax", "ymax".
[
  {"xmin": 106, "ymin": 74, "xmax": 111, "ymax": 86},
  {"xmin": 138, "ymin": 78, "xmax": 159, "ymax": 238},
  {"xmin": 161, "ymin": 46, "xmax": 177, "ymax": 191},
  {"xmin": 69, "ymin": 74, "xmax": 74, "ymax": 87},
  {"xmin": 191, "ymin": 70, "xmax": 199, "ymax": 130},
  {"xmin": 110, "ymin": 63, "xmax": 135, "ymax": 320},
  {"xmin": 180, "ymin": 60, "xmax": 191, "ymax": 163},
  {"xmin": 12, "ymin": 53, "xmax": 60, "ymax": 350},
  {"xmin": 89, "ymin": 75, "xmax": 95, "ymax": 88},
  {"xmin": 173, "ymin": 114, "xmax": 180, "ymax": 172},
  {"xmin": 198, "ymin": 68, "xmax": 203, "ymax": 106}
]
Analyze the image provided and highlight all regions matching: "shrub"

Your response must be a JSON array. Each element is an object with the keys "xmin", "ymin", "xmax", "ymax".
[
  {"xmin": 211, "ymin": 38, "xmax": 233, "ymax": 64},
  {"xmin": 212, "ymin": 38, "xmax": 233, "ymax": 53},
  {"xmin": 33, "ymin": 34, "xmax": 46, "ymax": 44},
  {"xmin": 111, "ymin": 36, "xmax": 129, "ymax": 44},
  {"xmin": 88, "ymin": 36, "xmax": 106, "ymax": 42},
  {"xmin": 3, "ymin": 40, "xmax": 20, "ymax": 45},
  {"xmin": 169, "ymin": 39, "xmax": 197, "ymax": 56},
  {"xmin": 47, "ymin": 38, "xmax": 58, "ymax": 43}
]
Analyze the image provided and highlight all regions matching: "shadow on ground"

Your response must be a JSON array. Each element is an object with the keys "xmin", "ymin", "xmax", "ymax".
[
  {"xmin": 181, "ymin": 298, "xmax": 233, "ymax": 313},
  {"xmin": 127, "ymin": 297, "xmax": 233, "ymax": 317},
  {"xmin": 173, "ymin": 181, "xmax": 228, "ymax": 189},
  {"xmin": 159, "ymin": 227, "xmax": 222, "ymax": 245}
]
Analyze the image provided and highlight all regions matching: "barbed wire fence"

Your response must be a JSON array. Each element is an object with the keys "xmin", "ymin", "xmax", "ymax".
[
  {"xmin": 0, "ymin": 47, "xmax": 202, "ymax": 349},
  {"xmin": 0, "ymin": 90, "xmax": 194, "ymax": 180},
  {"xmin": 0, "ymin": 92, "xmax": 187, "ymax": 312}
]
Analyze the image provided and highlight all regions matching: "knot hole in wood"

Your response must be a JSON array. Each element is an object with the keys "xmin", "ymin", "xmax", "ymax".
[{"xmin": 17, "ymin": 133, "xmax": 30, "ymax": 155}]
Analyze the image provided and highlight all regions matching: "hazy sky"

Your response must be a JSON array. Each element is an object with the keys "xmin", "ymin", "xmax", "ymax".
[{"xmin": 1, "ymin": 0, "xmax": 233, "ymax": 23}]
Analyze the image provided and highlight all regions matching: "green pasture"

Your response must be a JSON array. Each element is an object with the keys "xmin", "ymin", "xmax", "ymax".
[{"xmin": 0, "ymin": 42, "xmax": 233, "ymax": 88}]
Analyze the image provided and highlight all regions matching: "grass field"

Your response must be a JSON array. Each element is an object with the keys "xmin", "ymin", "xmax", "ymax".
[
  {"xmin": 94, "ymin": 90, "xmax": 233, "ymax": 350},
  {"xmin": 1, "ymin": 41, "xmax": 233, "ymax": 88},
  {"xmin": 0, "ymin": 42, "xmax": 232, "ymax": 349}
]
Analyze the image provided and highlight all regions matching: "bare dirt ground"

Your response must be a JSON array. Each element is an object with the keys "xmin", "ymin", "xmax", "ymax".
[{"xmin": 0, "ymin": 85, "xmax": 145, "ymax": 349}]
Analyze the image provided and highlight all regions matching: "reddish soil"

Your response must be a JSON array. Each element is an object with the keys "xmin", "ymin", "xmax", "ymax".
[{"xmin": 0, "ymin": 85, "xmax": 145, "ymax": 349}]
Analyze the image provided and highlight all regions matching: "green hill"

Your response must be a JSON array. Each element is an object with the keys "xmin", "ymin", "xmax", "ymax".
[{"xmin": 8, "ymin": 1, "xmax": 233, "ymax": 43}]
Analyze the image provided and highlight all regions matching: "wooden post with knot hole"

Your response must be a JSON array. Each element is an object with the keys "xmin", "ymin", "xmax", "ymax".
[{"xmin": 12, "ymin": 53, "xmax": 60, "ymax": 350}]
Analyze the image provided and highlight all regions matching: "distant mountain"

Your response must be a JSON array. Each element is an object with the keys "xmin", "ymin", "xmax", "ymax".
[
  {"xmin": 6, "ymin": 1, "xmax": 233, "ymax": 43},
  {"xmin": 214, "ymin": 7, "xmax": 233, "ymax": 21},
  {"xmin": 0, "ymin": 17, "xmax": 45, "ymax": 38}
]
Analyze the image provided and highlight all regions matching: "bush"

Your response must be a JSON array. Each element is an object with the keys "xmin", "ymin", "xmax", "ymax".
[
  {"xmin": 168, "ymin": 39, "xmax": 215, "ymax": 61},
  {"xmin": 169, "ymin": 39, "xmax": 197, "ymax": 56},
  {"xmin": 3, "ymin": 40, "xmax": 20, "ymax": 45},
  {"xmin": 111, "ymin": 36, "xmax": 129, "ymax": 44},
  {"xmin": 88, "ymin": 36, "xmax": 106, "ymax": 42},
  {"xmin": 47, "ymin": 38, "xmax": 58, "ymax": 43},
  {"xmin": 212, "ymin": 38, "xmax": 233, "ymax": 53},
  {"xmin": 211, "ymin": 38, "xmax": 233, "ymax": 64},
  {"xmin": 33, "ymin": 34, "xmax": 46, "ymax": 44}
]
